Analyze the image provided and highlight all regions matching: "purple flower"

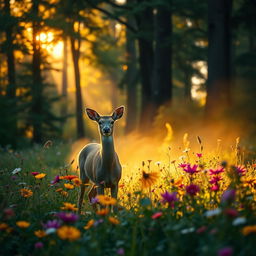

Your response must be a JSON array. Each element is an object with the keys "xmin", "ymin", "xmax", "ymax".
[
  {"xmin": 196, "ymin": 153, "xmax": 202, "ymax": 158},
  {"xmin": 117, "ymin": 248, "xmax": 125, "ymax": 255},
  {"xmin": 34, "ymin": 242, "xmax": 44, "ymax": 249},
  {"xmin": 56, "ymin": 212, "xmax": 79, "ymax": 223},
  {"xmin": 218, "ymin": 247, "xmax": 233, "ymax": 256},
  {"xmin": 51, "ymin": 175, "xmax": 60, "ymax": 184},
  {"xmin": 183, "ymin": 164, "xmax": 199, "ymax": 175},
  {"xmin": 90, "ymin": 197, "xmax": 99, "ymax": 204},
  {"xmin": 161, "ymin": 191, "xmax": 178, "ymax": 208},
  {"xmin": 42, "ymin": 219, "xmax": 61, "ymax": 229},
  {"xmin": 209, "ymin": 167, "xmax": 224, "ymax": 176},
  {"xmin": 185, "ymin": 184, "xmax": 200, "ymax": 196},
  {"xmin": 221, "ymin": 189, "xmax": 236, "ymax": 203}
]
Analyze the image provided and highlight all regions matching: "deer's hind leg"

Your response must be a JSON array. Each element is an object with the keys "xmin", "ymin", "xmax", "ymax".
[
  {"xmin": 78, "ymin": 177, "xmax": 89, "ymax": 214},
  {"xmin": 88, "ymin": 185, "xmax": 97, "ymax": 211}
]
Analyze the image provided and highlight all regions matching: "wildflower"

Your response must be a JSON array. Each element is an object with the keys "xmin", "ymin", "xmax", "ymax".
[
  {"xmin": 242, "ymin": 225, "xmax": 256, "ymax": 236},
  {"xmin": 178, "ymin": 163, "xmax": 187, "ymax": 168},
  {"xmin": 232, "ymin": 217, "xmax": 246, "ymax": 226},
  {"xmin": 56, "ymin": 188, "xmax": 63, "ymax": 192},
  {"xmin": 20, "ymin": 188, "xmax": 33, "ymax": 198},
  {"xmin": 221, "ymin": 189, "xmax": 236, "ymax": 204},
  {"xmin": 56, "ymin": 212, "xmax": 79, "ymax": 223},
  {"xmin": 57, "ymin": 226, "xmax": 81, "ymax": 241},
  {"xmin": 96, "ymin": 208, "xmax": 109, "ymax": 216},
  {"xmin": 210, "ymin": 184, "xmax": 220, "ymax": 191},
  {"xmin": 11, "ymin": 168, "xmax": 21, "ymax": 175},
  {"xmin": 141, "ymin": 171, "xmax": 159, "ymax": 188},
  {"xmin": 180, "ymin": 227, "xmax": 195, "ymax": 234},
  {"xmin": 196, "ymin": 153, "xmax": 202, "ymax": 158},
  {"xmin": 61, "ymin": 202, "xmax": 78, "ymax": 211},
  {"xmin": 196, "ymin": 226, "xmax": 207, "ymax": 234},
  {"xmin": 108, "ymin": 217, "xmax": 120, "ymax": 225},
  {"xmin": 64, "ymin": 183, "xmax": 74, "ymax": 190},
  {"xmin": 151, "ymin": 212, "xmax": 163, "ymax": 219},
  {"xmin": 224, "ymin": 208, "xmax": 239, "ymax": 218},
  {"xmin": 35, "ymin": 173, "xmax": 46, "ymax": 179},
  {"xmin": 51, "ymin": 175, "xmax": 60, "ymax": 184},
  {"xmin": 236, "ymin": 165, "xmax": 246, "ymax": 176},
  {"xmin": 183, "ymin": 164, "xmax": 199, "ymax": 175},
  {"xmin": 218, "ymin": 247, "xmax": 233, "ymax": 256},
  {"xmin": 209, "ymin": 176, "xmax": 222, "ymax": 184},
  {"xmin": 3, "ymin": 208, "xmax": 15, "ymax": 218},
  {"xmin": 72, "ymin": 178, "xmax": 82, "ymax": 186},
  {"xmin": 34, "ymin": 242, "xmax": 44, "ymax": 249},
  {"xmin": 45, "ymin": 228, "xmax": 57, "ymax": 235},
  {"xmin": 34, "ymin": 230, "xmax": 46, "ymax": 238},
  {"xmin": 90, "ymin": 197, "xmax": 99, "ymax": 204},
  {"xmin": 117, "ymin": 248, "xmax": 125, "ymax": 255},
  {"xmin": 61, "ymin": 191, "xmax": 68, "ymax": 197},
  {"xmin": 96, "ymin": 195, "xmax": 116, "ymax": 206},
  {"xmin": 0, "ymin": 223, "xmax": 9, "ymax": 230},
  {"xmin": 209, "ymin": 167, "xmax": 224, "ymax": 175},
  {"xmin": 204, "ymin": 208, "xmax": 221, "ymax": 218},
  {"xmin": 16, "ymin": 221, "xmax": 30, "ymax": 228},
  {"xmin": 31, "ymin": 172, "xmax": 40, "ymax": 176},
  {"xmin": 84, "ymin": 219, "xmax": 95, "ymax": 230},
  {"xmin": 185, "ymin": 184, "xmax": 200, "ymax": 196},
  {"xmin": 60, "ymin": 175, "xmax": 78, "ymax": 181},
  {"xmin": 161, "ymin": 191, "xmax": 178, "ymax": 208},
  {"xmin": 43, "ymin": 219, "xmax": 61, "ymax": 229}
]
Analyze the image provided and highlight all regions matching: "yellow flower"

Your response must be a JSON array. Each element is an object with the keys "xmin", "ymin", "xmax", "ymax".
[
  {"xmin": 16, "ymin": 221, "xmax": 30, "ymax": 228},
  {"xmin": 108, "ymin": 217, "xmax": 120, "ymax": 225},
  {"xmin": 64, "ymin": 183, "xmax": 74, "ymax": 190},
  {"xmin": 242, "ymin": 225, "xmax": 256, "ymax": 236},
  {"xmin": 35, "ymin": 173, "xmax": 46, "ymax": 179},
  {"xmin": 20, "ymin": 188, "xmax": 33, "ymax": 198},
  {"xmin": 96, "ymin": 208, "xmax": 109, "ymax": 216},
  {"xmin": 61, "ymin": 202, "xmax": 78, "ymax": 211},
  {"xmin": 34, "ymin": 230, "xmax": 46, "ymax": 238},
  {"xmin": 96, "ymin": 195, "xmax": 116, "ymax": 206},
  {"xmin": 72, "ymin": 178, "xmax": 82, "ymax": 187},
  {"xmin": 0, "ymin": 223, "xmax": 9, "ymax": 230},
  {"xmin": 84, "ymin": 219, "xmax": 94, "ymax": 230},
  {"xmin": 141, "ymin": 171, "xmax": 159, "ymax": 188},
  {"xmin": 57, "ymin": 226, "xmax": 81, "ymax": 241}
]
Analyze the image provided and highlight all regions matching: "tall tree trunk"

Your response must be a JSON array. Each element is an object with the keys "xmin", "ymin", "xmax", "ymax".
[
  {"xmin": 4, "ymin": 0, "xmax": 17, "ymax": 146},
  {"xmin": 70, "ymin": 30, "xmax": 84, "ymax": 139},
  {"xmin": 61, "ymin": 36, "xmax": 68, "ymax": 117},
  {"xmin": 136, "ymin": 0, "xmax": 154, "ymax": 130},
  {"xmin": 125, "ymin": 0, "xmax": 138, "ymax": 134},
  {"xmin": 205, "ymin": 0, "xmax": 232, "ymax": 119},
  {"xmin": 152, "ymin": 5, "xmax": 172, "ymax": 107},
  {"xmin": 32, "ymin": 0, "xmax": 43, "ymax": 143},
  {"xmin": 184, "ymin": 69, "xmax": 192, "ymax": 102}
]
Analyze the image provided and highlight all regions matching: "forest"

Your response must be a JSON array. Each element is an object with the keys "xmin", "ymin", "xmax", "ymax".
[{"xmin": 0, "ymin": 0, "xmax": 256, "ymax": 256}]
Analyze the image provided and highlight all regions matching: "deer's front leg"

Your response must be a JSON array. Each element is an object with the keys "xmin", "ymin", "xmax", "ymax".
[{"xmin": 111, "ymin": 183, "xmax": 118, "ymax": 212}]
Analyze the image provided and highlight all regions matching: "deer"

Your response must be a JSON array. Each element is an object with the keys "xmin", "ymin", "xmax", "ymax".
[{"xmin": 78, "ymin": 106, "xmax": 124, "ymax": 214}]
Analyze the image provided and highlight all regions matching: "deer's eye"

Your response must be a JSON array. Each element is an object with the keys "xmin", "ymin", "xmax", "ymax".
[
  {"xmin": 111, "ymin": 121, "xmax": 114, "ymax": 124},
  {"xmin": 99, "ymin": 121, "xmax": 103, "ymax": 125}
]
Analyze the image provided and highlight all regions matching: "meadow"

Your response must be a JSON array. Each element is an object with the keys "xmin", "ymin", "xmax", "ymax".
[{"xmin": 0, "ymin": 137, "xmax": 256, "ymax": 256}]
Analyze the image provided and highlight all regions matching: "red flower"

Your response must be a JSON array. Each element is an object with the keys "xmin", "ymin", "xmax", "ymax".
[
  {"xmin": 151, "ymin": 212, "xmax": 163, "ymax": 219},
  {"xmin": 209, "ymin": 167, "xmax": 224, "ymax": 175},
  {"xmin": 224, "ymin": 208, "xmax": 239, "ymax": 218},
  {"xmin": 211, "ymin": 184, "xmax": 219, "ymax": 191},
  {"xmin": 31, "ymin": 172, "xmax": 40, "ymax": 176}
]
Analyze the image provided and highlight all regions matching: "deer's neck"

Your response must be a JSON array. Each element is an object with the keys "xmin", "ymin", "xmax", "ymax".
[{"xmin": 100, "ymin": 135, "xmax": 115, "ymax": 168}]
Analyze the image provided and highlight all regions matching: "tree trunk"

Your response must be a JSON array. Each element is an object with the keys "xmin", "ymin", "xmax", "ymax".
[
  {"xmin": 70, "ymin": 33, "xmax": 85, "ymax": 139},
  {"xmin": 31, "ymin": 0, "xmax": 43, "ymax": 143},
  {"xmin": 205, "ymin": 0, "xmax": 232, "ymax": 119},
  {"xmin": 152, "ymin": 5, "xmax": 172, "ymax": 107},
  {"xmin": 61, "ymin": 36, "xmax": 68, "ymax": 117},
  {"xmin": 125, "ymin": 0, "xmax": 138, "ymax": 134}
]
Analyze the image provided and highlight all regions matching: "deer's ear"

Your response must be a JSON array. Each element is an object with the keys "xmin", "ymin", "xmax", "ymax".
[
  {"xmin": 86, "ymin": 108, "xmax": 100, "ymax": 121},
  {"xmin": 112, "ymin": 106, "xmax": 124, "ymax": 120}
]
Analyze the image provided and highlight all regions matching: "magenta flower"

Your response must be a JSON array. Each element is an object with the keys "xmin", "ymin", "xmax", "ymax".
[
  {"xmin": 209, "ymin": 167, "xmax": 224, "ymax": 175},
  {"xmin": 235, "ymin": 165, "xmax": 246, "ymax": 176},
  {"xmin": 42, "ymin": 219, "xmax": 61, "ymax": 229},
  {"xmin": 34, "ymin": 242, "xmax": 44, "ymax": 249},
  {"xmin": 196, "ymin": 153, "xmax": 202, "ymax": 158},
  {"xmin": 218, "ymin": 247, "xmax": 233, "ymax": 256},
  {"xmin": 31, "ymin": 172, "xmax": 40, "ymax": 176},
  {"xmin": 210, "ymin": 176, "xmax": 222, "ymax": 184},
  {"xmin": 221, "ymin": 189, "xmax": 236, "ymax": 203},
  {"xmin": 161, "ymin": 191, "xmax": 178, "ymax": 208},
  {"xmin": 186, "ymin": 184, "xmax": 200, "ymax": 196},
  {"xmin": 178, "ymin": 163, "xmax": 188, "ymax": 168},
  {"xmin": 51, "ymin": 175, "xmax": 60, "ymax": 184},
  {"xmin": 183, "ymin": 164, "xmax": 199, "ymax": 175},
  {"xmin": 224, "ymin": 208, "xmax": 239, "ymax": 218},
  {"xmin": 151, "ymin": 212, "xmax": 163, "ymax": 219},
  {"xmin": 210, "ymin": 184, "xmax": 219, "ymax": 191},
  {"xmin": 117, "ymin": 248, "xmax": 125, "ymax": 255},
  {"xmin": 56, "ymin": 212, "xmax": 79, "ymax": 223}
]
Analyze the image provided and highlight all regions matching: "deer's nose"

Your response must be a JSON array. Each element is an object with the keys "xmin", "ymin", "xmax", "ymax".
[{"xmin": 103, "ymin": 127, "xmax": 110, "ymax": 133}]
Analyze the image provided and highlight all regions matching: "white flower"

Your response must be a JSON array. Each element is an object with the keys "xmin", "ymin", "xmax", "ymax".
[
  {"xmin": 232, "ymin": 217, "xmax": 246, "ymax": 226},
  {"xmin": 11, "ymin": 168, "xmax": 21, "ymax": 175},
  {"xmin": 18, "ymin": 182, "xmax": 27, "ymax": 186},
  {"xmin": 180, "ymin": 227, "xmax": 195, "ymax": 234},
  {"xmin": 45, "ymin": 228, "xmax": 56, "ymax": 235},
  {"xmin": 204, "ymin": 208, "xmax": 222, "ymax": 218}
]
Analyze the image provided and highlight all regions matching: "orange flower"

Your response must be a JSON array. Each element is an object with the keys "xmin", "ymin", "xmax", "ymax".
[
  {"xmin": 72, "ymin": 178, "xmax": 82, "ymax": 187},
  {"xmin": 0, "ymin": 223, "xmax": 9, "ymax": 230},
  {"xmin": 108, "ymin": 217, "xmax": 120, "ymax": 225},
  {"xmin": 84, "ymin": 219, "xmax": 95, "ymax": 230},
  {"xmin": 61, "ymin": 202, "xmax": 78, "ymax": 211},
  {"xmin": 34, "ymin": 230, "xmax": 46, "ymax": 238},
  {"xmin": 57, "ymin": 226, "xmax": 81, "ymax": 241},
  {"xmin": 97, "ymin": 195, "xmax": 116, "ymax": 206},
  {"xmin": 61, "ymin": 191, "xmax": 68, "ymax": 197},
  {"xmin": 20, "ymin": 188, "xmax": 33, "ymax": 198},
  {"xmin": 60, "ymin": 175, "xmax": 78, "ymax": 181},
  {"xmin": 141, "ymin": 171, "xmax": 159, "ymax": 188},
  {"xmin": 35, "ymin": 173, "xmax": 46, "ymax": 179},
  {"xmin": 16, "ymin": 221, "xmax": 30, "ymax": 228},
  {"xmin": 64, "ymin": 183, "xmax": 74, "ymax": 190},
  {"xmin": 242, "ymin": 225, "xmax": 256, "ymax": 236},
  {"xmin": 56, "ymin": 188, "xmax": 63, "ymax": 193},
  {"xmin": 96, "ymin": 208, "xmax": 109, "ymax": 216}
]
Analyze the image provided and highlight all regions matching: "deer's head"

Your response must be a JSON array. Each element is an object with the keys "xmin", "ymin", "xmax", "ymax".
[{"xmin": 86, "ymin": 106, "xmax": 124, "ymax": 137}]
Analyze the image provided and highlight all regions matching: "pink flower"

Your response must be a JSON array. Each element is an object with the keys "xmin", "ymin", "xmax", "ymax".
[
  {"xmin": 178, "ymin": 163, "xmax": 187, "ymax": 168},
  {"xmin": 3, "ymin": 208, "xmax": 15, "ymax": 218},
  {"xmin": 185, "ymin": 184, "xmax": 200, "ymax": 196},
  {"xmin": 151, "ymin": 212, "xmax": 163, "ymax": 219},
  {"xmin": 34, "ymin": 242, "xmax": 44, "ymax": 249},
  {"xmin": 210, "ymin": 184, "xmax": 219, "ymax": 191},
  {"xmin": 210, "ymin": 176, "xmax": 222, "ymax": 184},
  {"xmin": 209, "ymin": 167, "xmax": 224, "ymax": 175},
  {"xmin": 117, "ymin": 248, "xmax": 125, "ymax": 255},
  {"xmin": 218, "ymin": 247, "xmax": 233, "ymax": 256},
  {"xmin": 235, "ymin": 165, "xmax": 246, "ymax": 176},
  {"xmin": 183, "ymin": 164, "xmax": 199, "ymax": 175},
  {"xmin": 224, "ymin": 208, "xmax": 239, "ymax": 218},
  {"xmin": 31, "ymin": 172, "xmax": 40, "ymax": 176},
  {"xmin": 221, "ymin": 189, "xmax": 236, "ymax": 203},
  {"xmin": 161, "ymin": 191, "xmax": 178, "ymax": 208},
  {"xmin": 51, "ymin": 175, "xmax": 60, "ymax": 184},
  {"xmin": 56, "ymin": 212, "xmax": 79, "ymax": 223},
  {"xmin": 196, "ymin": 153, "xmax": 202, "ymax": 158},
  {"xmin": 196, "ymin": 226, "xmax": 207, "ymax": 234}
]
